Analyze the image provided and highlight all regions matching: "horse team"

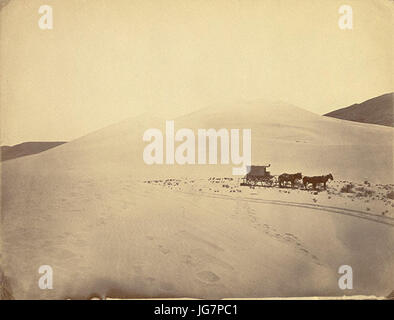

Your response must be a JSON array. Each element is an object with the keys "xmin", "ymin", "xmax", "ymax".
[{"xmin": 278, "ymin": 172, "xmax": 334, "ymax": 190}]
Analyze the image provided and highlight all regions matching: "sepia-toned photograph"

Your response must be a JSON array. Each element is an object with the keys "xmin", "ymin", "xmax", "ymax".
[{"xmin": 0, "ymin": 0, "xmax": 393, "ymax": 302}]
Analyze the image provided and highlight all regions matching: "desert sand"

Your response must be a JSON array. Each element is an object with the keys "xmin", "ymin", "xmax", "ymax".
[{"xmin": 1, "ymin": 100, "xmax": 393, "ymax": 299}]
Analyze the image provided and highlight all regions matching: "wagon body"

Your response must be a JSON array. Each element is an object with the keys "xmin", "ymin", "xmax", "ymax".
[
  {"xmin": 241, "ymin": 164, "xmax": 276, "ymax": 187},
  {"xmin": 246, "ymin": 165, "xmax": 271, "ymax": 178}
]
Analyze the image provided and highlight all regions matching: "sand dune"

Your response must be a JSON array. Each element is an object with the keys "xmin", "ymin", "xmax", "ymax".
[
  {"xmin": 1, "ymin": 100, "xmax": 393, "ymax": 299},
  {"xmin": 7, "ymin": 100, "xmax": 392, "ymax": 182}
]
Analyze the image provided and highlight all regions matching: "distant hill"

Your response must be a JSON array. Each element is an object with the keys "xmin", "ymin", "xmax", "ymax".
[
  {"xmin": 1, "ymin": 141, "xmax": 66, "ymax": 161},
  {"xmin": 324, "ymin": 93, "xmax": 393, "ymax": 127}
]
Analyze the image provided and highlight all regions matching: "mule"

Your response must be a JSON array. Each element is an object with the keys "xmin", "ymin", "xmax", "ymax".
[
  {"xmin": 278, "ymin": 172, "xmax": 302, "ymax": 188},
  {"xmin": 303, "ymin": 174, "xmax": 334, "ymax": 190}
]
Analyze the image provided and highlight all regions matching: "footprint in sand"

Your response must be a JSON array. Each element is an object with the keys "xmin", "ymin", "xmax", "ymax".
[
  {"xmin": 158, "ymin": 245, "xmax": 170, "ymax": 255},
  {"xmin": 181, "ymin": 254, "xmax": 198, "ymax": 266},
  {"xmin": 196, "ymin": 270, "xmax": 220, "ymax": 283}
]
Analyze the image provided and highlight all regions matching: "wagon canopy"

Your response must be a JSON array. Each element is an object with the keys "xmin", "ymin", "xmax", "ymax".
[{"xmin": 246, "ymin": 165, "xmax": 271, "ymax": 177}]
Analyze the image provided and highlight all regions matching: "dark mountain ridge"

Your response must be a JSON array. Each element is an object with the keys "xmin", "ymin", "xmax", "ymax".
[
  {"xmin": 1, "ymin": 141, "xmax": 66, "ymax": 162},
  {"xmin": 324, "ymin": 93, "xmax": 393, "ymax": 127}
]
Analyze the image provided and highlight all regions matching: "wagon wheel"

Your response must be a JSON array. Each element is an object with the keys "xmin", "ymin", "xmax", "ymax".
[{"xmin": 268, "ymin": 175, "xmax": 277, "ymax": 187}]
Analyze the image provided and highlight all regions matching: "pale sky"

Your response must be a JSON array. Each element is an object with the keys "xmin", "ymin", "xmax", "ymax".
[{"xmin": 1, "ymin": 0, "xmax": 393, "ymax": 145}]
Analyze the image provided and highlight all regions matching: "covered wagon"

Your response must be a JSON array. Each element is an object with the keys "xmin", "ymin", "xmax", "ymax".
[{"xmin": 240, "ymin": 164, "xmax": 276, "ymax": 187}]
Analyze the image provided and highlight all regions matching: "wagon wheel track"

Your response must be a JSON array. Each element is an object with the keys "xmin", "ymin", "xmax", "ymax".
[{"xmin": 175, "ymin": 190, "xmax": 394, "ymax": 227}]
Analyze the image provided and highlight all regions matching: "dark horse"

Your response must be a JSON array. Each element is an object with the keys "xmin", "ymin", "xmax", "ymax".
[
  {"xmin": 303, "ymin": 174, "xmax": 334, "ymax": 190},
  {"xmin": 278, "ymin": 173, "xmax": 302, "ymax": 188}
]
